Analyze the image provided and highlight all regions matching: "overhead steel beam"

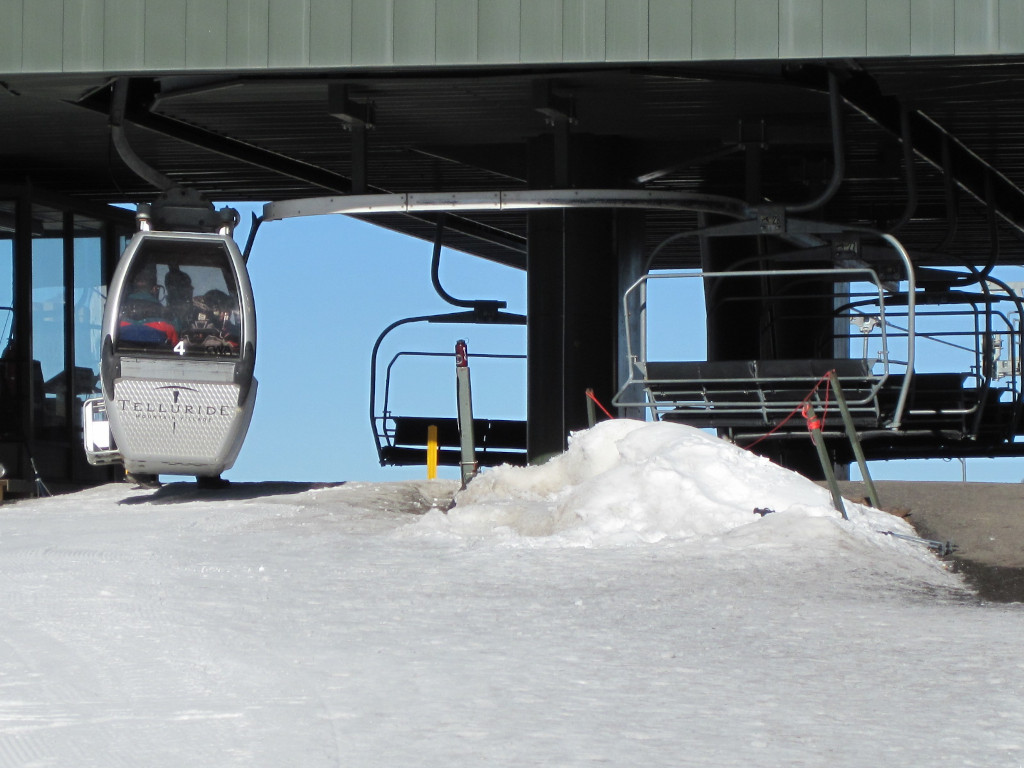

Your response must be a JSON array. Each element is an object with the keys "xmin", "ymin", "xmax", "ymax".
[
  {"xmin": 404, "ymin": 212, "xmax": 525, "ymax": 253},
  {"xmin": 77, "ymin": 81, "xmax": 527, "ymax": 260},
  {"xmin": 77, "ymin": 82, "xmax": 355, "ymax": 194},
  {"xmin": 357, "ymin": 212, "xmax": 527, "ymax": 269},
  {"xmin": 410, "ymin": 146, "xmax": 527, "ymax": 184},
  {"xmin": 821, "ymin": 68, "xmax": 1024, "ymax": 240}
]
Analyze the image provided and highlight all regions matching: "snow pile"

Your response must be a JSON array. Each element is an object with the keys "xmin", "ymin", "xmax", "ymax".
[
  {"xmin": 3, "ymin": 432, "xmax": 1016, "ymax": 767},
  {"xmin": 413, "ymin": 420, "xmax": 937, "ymax": 560}
]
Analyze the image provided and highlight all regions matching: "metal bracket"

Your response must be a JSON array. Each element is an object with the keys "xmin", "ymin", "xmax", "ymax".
[
  {"xmin": 141, "ymin": 187, "xmax": 238, "ymax": 234},
  {"xmin": 533, "ymin": 80, "xmax": 576, "ymax": 126},
  {"xmin": 328, "ymin": 85, "xmax": 374, "ymax": 193},
  {"xmin": 328, "ymin": 84, "xmax": 375, "ymax": 128},
  {"xmin": 831, "ymin": 236, "xmax": 861, "ymax": 262},
  {"xmin": 757, "ymin": 205, "xmax": 786, "ymax": 234},
  {"xmin": 684, "ymin": 206, "xmax": 852, "ymax": 240},
  {"xmin": 533, "ymin": 81, "xmax": 575, "ymax": 188},
  {"xmin": 737, "ymin": 118, "xmax": 767, "ymax": 149}
]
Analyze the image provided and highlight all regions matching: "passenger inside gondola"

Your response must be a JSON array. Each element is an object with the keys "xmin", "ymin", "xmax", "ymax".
[
  {"xmin": 118, "ymin": 263, "xmax": 179, "ymax": 347},
  {"xmin": 164, "ymin": 261, "xmax": 241, "ymax": 354},
  {"xmin": 164, "ymin": 262, "xmax": 194, "ymax": 329},
  {"xmin": 117, "ymin": 245, "xmax": 243, "ymax": 356},
  {"xmin": 183, "ymin": 288, "xmax": 241, "ymax": 352}
]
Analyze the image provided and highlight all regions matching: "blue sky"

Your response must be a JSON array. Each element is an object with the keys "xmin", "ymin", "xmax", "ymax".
[
  {"xmin": 222, "ymin": 202, "xmax": 1024, "ymax": 485},
  {"xmin": 225, "ymin": 203, "xmax": 526, "ymax": 483}
]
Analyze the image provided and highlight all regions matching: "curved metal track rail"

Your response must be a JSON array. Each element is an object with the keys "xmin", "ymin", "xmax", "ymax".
[{"xmin": 263, "ymin": 189, "xmax": 753, "ymax": 221}]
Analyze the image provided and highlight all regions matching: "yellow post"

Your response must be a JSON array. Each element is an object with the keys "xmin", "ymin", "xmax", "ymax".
[{"xmin": 426, "ymin": 424, "xmax": 438, "ymax": 480}]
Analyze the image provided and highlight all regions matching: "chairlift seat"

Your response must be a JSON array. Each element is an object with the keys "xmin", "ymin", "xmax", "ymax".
[
  {"xmin": 972, "ymin": 389, "xmax": 1021, "ymax": 439},
  {"xmin": 645, "ymin": 357, "xmax": 880, "ymax": 430},
  {"xmin": 645, "ymin": 358, "xmax": 874, "ymax": 386},
  {"xmin": 878, "ymin": 373, "xmax": 968, "ymax": 426},
  {"xmin": 381, "ymin": 415, "xmax": 528, "ymax": 467}
]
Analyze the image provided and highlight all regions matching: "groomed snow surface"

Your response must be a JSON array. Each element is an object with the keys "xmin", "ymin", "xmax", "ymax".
[{"xmin": 2, "ymin": 419, "xmax": 1022, "ymax": 766}]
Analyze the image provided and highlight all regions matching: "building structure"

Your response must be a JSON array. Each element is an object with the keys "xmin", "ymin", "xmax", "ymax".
[{"xmin": 4, "ymin": 1, "xmax": 1024, "ymax": 489}]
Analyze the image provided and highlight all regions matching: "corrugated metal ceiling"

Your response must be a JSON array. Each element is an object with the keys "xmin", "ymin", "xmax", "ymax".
[{"xmin": 3, "ymin": 57, "xmax": 1024, "ymax": 270}]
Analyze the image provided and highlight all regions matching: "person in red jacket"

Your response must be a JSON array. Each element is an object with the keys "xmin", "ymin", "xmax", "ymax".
[{"xmin": 118, "ymin": 263, "xmax": 179, "ymax": 348}]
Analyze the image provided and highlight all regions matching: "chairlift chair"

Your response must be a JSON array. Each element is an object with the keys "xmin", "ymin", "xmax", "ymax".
[
  {"xmin": 370, "ymin": 310, "xmax": 527, "ymax": 468},
  {"xmin": 370, "ymin": 215, "xmax": 527, "ymax": 469},
  {"xmin": 614, "ymin": 222, "xmax": 1024, "ymax": 462}
]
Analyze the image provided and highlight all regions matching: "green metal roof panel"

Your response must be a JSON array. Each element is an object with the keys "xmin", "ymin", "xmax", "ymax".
[
  {"xmin": 520, "ymin": 3, "xmax": 563, "ymax": 62},
  {"xmin": 103, "ymin": 0, "xmax": 144, "ymax": 70},
  {"xmin": 478, "ymin": 0, "xmax": 520, "ymax": 62},
  {"xmin": 693, "ymin": 0, "xmax": 736, "ymax": 60},
  {"xmin": 395, "ymin": 0, "xmax": 437, "ymax": 65},
  {"xmin": 310, "ymin": 0, "xmax": 352, "ymax": 67},
  {"xmin": 563, "ymin": 0, "xmax": 605, "ymax": 63},
  {"xmin": 268, "ymin": 0, "xmax": 311, "ymax": 68},
  {"xmin": 780, "ymin": 0, "xmax": 824, "ymax": 58},
  {"xmin": 866, "ymin": 0, "xmax": 911, "ymax": 56},
  {"xmin": 224, "ymin": 0, "xmax": 266, "ymax": 68},
  {"xmin": 351, "ymin": 0, "xmax": 391, "ymax": 66},
  {"xmin": 21, "ymin": 0, "xmax": 63, "ymax": 71},
  {"xmin": 911, "ymin": 0, "xmax": 955, "ymax": 55},
  {"xmin": 737, "ymin": 0, "xmax": 780, "ymax": 60},
  {"xmin": 824, "ymin": 0, "xmax": 867, "ymax": 57},
  {"xmin": 1000, "ymin": 0, "xmax": 1024, "ymax": 52},
  {"xmin": 954, "ymin": 0, "xmax": 999, "ymax": 55},
  {"xmin": 649, "ymin": 1, "xmax": 692, "ymax": 61},
  {"xmin": 0, "ymin": 1, "xmax": 21, "ymax": 72},
  {"xmin": 5, "ymin": 0, "xmax": 1024, "ymax": 73},
  {"xmin": 145, "ymin": 1, "xmax": 186, "ymax": 69},
  {"xmin": 187, "ymin": 1, "xmax": 231, "ymax": 69},
  {"xmin": 227, "ymin": 0, "xmax": 270, "ymax": 68},
  {"xmin": 436, "ymin": 0, "xmax": 480, "ymax": 64},
  {"xmin": 62, "ymin": 0, "xmax": 106, "ymax": 70},
  {"xmin": 606, "ymin": 0, "xmax": 647, "ymax": 62}
]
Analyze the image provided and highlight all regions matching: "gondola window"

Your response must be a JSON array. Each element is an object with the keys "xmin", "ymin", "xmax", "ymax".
[{"xmin": 115, "ymin": 239, "xmax": 242, "ymax": 358}]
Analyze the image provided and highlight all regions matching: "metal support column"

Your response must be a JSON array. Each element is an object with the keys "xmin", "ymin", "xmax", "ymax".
[
  {"xmin": 328, "ymin": 85, "xmax": 373, "ymax": 195},
  {"xmin": 563, "ymin": 209, "xmax": 618, "ymax": 433},
  {"xmin": 525, "ymin": 135, "xmax": 627, "ymax": 461},
  {"xmin": 616, "ymin": 210, "xmax": 647, "ymax": 420},
  {"xmin": 62, "ymin": 210, "xmax": 75, "ymax": 477},
  {"xmin": 13, "ymin": 196, "xmax": 34, "ymax": 467},
  {"xmin": 526, "ymin": 207, "xmax": 565, "ymax": 461}
]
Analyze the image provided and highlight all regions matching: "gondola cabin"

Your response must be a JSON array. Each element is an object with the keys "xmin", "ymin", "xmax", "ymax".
[{"xmin": 95, "ymin": 229, "xmax": 257, "ymax": 481}]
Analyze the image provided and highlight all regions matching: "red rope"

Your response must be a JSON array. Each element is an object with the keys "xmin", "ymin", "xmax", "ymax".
[
  {"xmin": 801, "ymin": 402, "xmax": 821, "ymax": 431},
  {"xmin": 745, "ymin": 404, "xmax": 804, "ymax": 450},
  {"xmin": 586, "ymin": 389, "xmax": 615, "ymax": 420},
  {"xmin": 743, "ymin": 369, "xmax": 835, "ymax": 451},
  {"xmin": 820, "ymin": 373, "xmax": 832, "ymax": 429}
]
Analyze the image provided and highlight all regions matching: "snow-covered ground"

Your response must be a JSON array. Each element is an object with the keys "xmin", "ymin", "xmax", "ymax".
[{"xmin": 1, "ymin": 420, "xmax": 1022, "ymax": 767}]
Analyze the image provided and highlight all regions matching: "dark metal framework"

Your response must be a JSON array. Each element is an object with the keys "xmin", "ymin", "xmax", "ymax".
[
  {"xmin": 0, "ymin": 186, "xmax": 133, "ymax": 492},
  {"xmin": 6, "ymin": 55, "xmax": 1024, "ymax": 481},
  {"xmin": 5, "ymin": 60, "xmax": 1024, "ymax": 268}
]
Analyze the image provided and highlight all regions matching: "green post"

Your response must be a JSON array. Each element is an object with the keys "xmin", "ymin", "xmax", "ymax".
[
  {"xmin": 827, "ymin": 371, "xmax": 881, "ymax": 509},
  {"xmin": 803, "ymin": 400, "xmax": 848, "ymax": 520},
  {"xmin": 585, "ymin": 388, "xmax": 597, "ymax": 427}
]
